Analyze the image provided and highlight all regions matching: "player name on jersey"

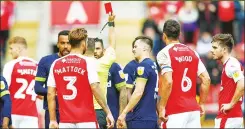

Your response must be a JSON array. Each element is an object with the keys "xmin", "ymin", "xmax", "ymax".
[
  {"xmin": 54, "ymin": 66, "xmax": 86, "ymax": 75},
  {"xmin": 17, "ymin": 69, "xmax": 37, "ymax": 76}
]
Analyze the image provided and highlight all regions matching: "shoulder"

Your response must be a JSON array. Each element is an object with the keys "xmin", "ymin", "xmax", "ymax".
[
  {"xmin": 225, "ymin": 57, "xmax": 242, "ymax": 77},
  {"xmin": 139, "ymin": 58, "xmax": 153, "ymax": 68},
  {"xmin": 125, "ymin": 60, "xmax": 138, "ymax": 68},
  {"xmin": 4, "ymin": 59, "xmax": 19, "ymax": 68}
]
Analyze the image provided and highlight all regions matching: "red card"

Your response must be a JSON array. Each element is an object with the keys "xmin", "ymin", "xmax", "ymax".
[{"xmin": 104, "ymin": 2, "xmax": 113, "ymax": 14}]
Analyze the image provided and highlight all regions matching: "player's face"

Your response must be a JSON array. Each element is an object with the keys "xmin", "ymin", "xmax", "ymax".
[
  {"xmin": 211, "ymin": 41, "xmax": 223, "ymax": 60},
  {"xmin": 94, "ymin": 42, "xmax": 104, "ymax": 59},
  {"xmin": 132, "ymin": 40, "xmax": 143, "ymax": 60},
  {"xmin": 9, "ymin": 44, "xmax": 20, "ymax": 59},
  {"xmin": 57, "ymin": 35, "xmax": 71, "ymax": 57}
]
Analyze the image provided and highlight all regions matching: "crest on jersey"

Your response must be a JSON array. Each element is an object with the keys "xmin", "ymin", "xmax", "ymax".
[
  {"xmin": 137, "ymin": 67, "xmax": 145, "ymax": 76},
  {"xmin": 118, "ymin": 70, "xmax": 125, "ymax": 79},
  {"xmin": 233, "ymin": 71, "xmax": 240, "ymax": 79},
  {"xmin": 0, "ymin": 81, "xmax": 5, "ymax": 90}
]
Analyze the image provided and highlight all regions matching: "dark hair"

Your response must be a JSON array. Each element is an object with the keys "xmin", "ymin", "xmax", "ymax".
[
  {"xmin": 58, "ymin": 30, "xmax": 70, "ymax": 37},
  {"xmin": 163, "ymin": 19, "xmax": 180, "ymax": 40},
  {"xmin": 211, "ymin": 33, "xmax": 234, "ymax": 53},
  {"xmin": 94, "ymin": 37, "xmax": 104, "ymax": 48},
  {"xmin": 86, "ymin": 37, "xmax": 96, "ymax": 55},
  {"xmin": 68, "ymin": 28, "xmax": 88, "ymax": 48},
  {"xmin": 132, "ymin": 36, "xmax": 153, "ymax": 50}
]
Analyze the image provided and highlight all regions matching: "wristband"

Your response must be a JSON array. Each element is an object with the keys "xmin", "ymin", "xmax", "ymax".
[{"xmin": 108, "ymin": 22, "xmax": 115, "ymax": 27}]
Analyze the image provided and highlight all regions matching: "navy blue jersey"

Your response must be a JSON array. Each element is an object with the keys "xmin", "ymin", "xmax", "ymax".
[
  {"xmin": 107, "ymin": 62, "xmax": 126, "ymax": 121},
  {"xmin": 0, "ymin": 76, "xmax": 11, "ymax": 126},
  {"xmin": 126, "ymin": 58, "xmax": 158, "ymax": 121},
  {"xmin": 123, "ymin": 60, "xmax": 139, "ymax": 89},
  {"xmin": 34, "ymin": 53, "xmax": 59, "ymax": 110}
]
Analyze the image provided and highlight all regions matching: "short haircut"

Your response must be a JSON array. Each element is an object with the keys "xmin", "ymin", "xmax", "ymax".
[
  {"xmin": 86, "ymin": 37, "xmax": 96, "ymax": 55},
  {"xmin": 211, "ymin": 33, "xmax": 234, "ymax": 53},
  {"xmin": 58, "ymin": 30, "xmax": 70, "ymax": 40},
  {"xmin": 94, "ymin": 37, "xmax": 104, "ymax": 48},
  {"xmin": 132, "ymin": 36, "xmax": 153, "ymax": 50},
  {"xmin": 8, "ymin": 36, "xmax": 27, "ymax": 48},
  {"xmin": 68, "ymin": 28, "xmax": 88, "ymax": 48},
  {"xmin": 163, "ymin": 19, "xmax": 180, "ymax": 40}
]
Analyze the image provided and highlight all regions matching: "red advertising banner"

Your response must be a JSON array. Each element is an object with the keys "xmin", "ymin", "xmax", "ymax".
[{"xmin": 51, "ymin": 1, "xmax": 100, "ymax": 25}]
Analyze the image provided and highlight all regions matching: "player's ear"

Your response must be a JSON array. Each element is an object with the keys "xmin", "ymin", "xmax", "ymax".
[{"xmin": 162, "ymin": 33, "xmax": 167, "ymax": 42}]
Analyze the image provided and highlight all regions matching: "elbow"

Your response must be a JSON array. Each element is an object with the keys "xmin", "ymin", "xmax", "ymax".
[
  {"xmin": 134, "ymin": 91, "xmax": 144, "ymax": 98},
  {"xmin": 203, "ymin": 76, "xmax": 211, "ymax": 86},
  {"xmin": 165, "ymin": 80, "xmax": 173, "ymax": 89}
]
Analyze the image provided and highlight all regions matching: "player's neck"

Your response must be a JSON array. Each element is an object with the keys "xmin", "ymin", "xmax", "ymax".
[
  {"xmin": 166, "ymin": 39, "xmax": 179, "ymax": 45},
  {"xmin": 221, "ymin": 54, "xmax": 231, "ymax": 64},
  {"xmin": 138, "ymin": 53, "xmax": 150, "ymax": 63},
  {"xmin": 70, "ymin": 48, "xmax": 83, "ymax": 55}
]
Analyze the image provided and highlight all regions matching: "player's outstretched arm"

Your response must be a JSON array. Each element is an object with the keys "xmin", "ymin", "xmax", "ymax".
[
  {"xmin": 108, "ymin": 13, "xmax": 116, "ymax": 49},
  {"xmin": 198, "ymin": 71, "xmax": 211, "ymax": 116},
  {"xmin": 91, "ymin": 82, "xmax": 114, "ymax": 128}
]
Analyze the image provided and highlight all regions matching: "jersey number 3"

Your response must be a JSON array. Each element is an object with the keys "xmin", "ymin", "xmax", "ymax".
[
  {"xmin": 63, "ymin": 76, "xmax": 77, "ymax": 100},
  {"xmin": 181, "ymin": 68, "xmax": 192, "ymax": 92},
  {"xmin": 15, "ymin": 78, "xmax": 37, "ymax": 101}
]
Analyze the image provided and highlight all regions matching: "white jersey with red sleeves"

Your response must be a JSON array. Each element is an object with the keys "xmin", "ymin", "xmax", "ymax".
[
  {"xmin": 47, "ymin": 54, "xmax": 100, "ymax": 123},
  {"xmin": 217, "ymin": 57, "xmax": 244, "ymax": 118},
  {"xmin": 157, "ymin": 43, "xmax": 207, "ymax": 115},
  {"xmin": 3, "ymin": 56, "xmax": 38, "ymax": 117}
]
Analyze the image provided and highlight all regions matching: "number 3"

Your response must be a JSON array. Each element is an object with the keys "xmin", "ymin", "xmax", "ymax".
[
  {"xmin": 63, "ymin": 76, "xmax": 77, "ymax": 100},
  {"xmin": 181, "ymin": 68, "xmax": 192, "ymax": 92},
  {"xmin": 15, "ymin": 78, "xmax": 37, "ymax": 101}
]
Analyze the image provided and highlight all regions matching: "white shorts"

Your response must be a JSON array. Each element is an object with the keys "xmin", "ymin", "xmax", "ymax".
[
  {"xmin": 12, "ymin": 114, "xmax": 38, "ymax": 128},
  {"xmin": 59, "ymin": 122, "xmax": 98, "ymax": 128},
  {"xmin": 214, "ymin": 117, "xmax": 244, "ymax": 128},
  {"xmin": 161, "ymin": 111, "xmax": 201, "ymax": 128}
]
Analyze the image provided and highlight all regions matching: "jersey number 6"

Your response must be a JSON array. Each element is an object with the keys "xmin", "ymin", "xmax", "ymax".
[{"xmin": 181, "ymin": 68, "xmax": 192, "ymax": 92}]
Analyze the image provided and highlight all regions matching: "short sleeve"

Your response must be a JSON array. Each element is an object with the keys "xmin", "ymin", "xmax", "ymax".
[
  {"xmin": 0, "ymin": 80, "xmax": 10, "ymax": 97},
  {"xmin": 123, "ymin": 64, "xmax": 135, "ymax": 88},
  {"xmin": 157, "ymin": 49, "xmax": 173, "ymax": 75},
  {"xmin": 3, "ymin": 61, "xmax": 15, "ymax": 86},
  {"xmin": 47, "ymin": 61, "xmax": 56, "ymax": 87},
  {"xmin": 87, "ymin": 58, "xmax": 100, "ymax": 85},
  {"xmin": 35, "ymin": 57, "xmax": 48, "ymax": 82},
  {"xmin": 112, "ymin": 64, "xmax": 126, "ymax": 89},
  {"xmin": 225, "ymin": 58, "xmax": 244, "ymax": 83},
  {"xmin": 197, "ymin": 59, "xmax": 207, "ymax": 76},
  {"xmin": 136, "ymin": 64, "xmax": 150, "ymax": 80}
]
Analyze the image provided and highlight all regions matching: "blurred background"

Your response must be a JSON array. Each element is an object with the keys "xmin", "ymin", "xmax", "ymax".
[{"xmin": 0, "ymin": 1, "xmax": 244, "ymax": 128}]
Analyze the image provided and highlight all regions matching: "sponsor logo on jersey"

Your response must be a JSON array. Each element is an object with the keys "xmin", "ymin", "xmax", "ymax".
[{"xmin": 137, "ymin": 67, "xmax": 145, "ymax": 76}]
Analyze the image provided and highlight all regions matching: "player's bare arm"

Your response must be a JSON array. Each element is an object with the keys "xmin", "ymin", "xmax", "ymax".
[
  {"xmin": 158, "ymin": 71, "xmax": 172, "ymax": 122},
  {"xmin": 47, "ymin": 86, "xmax": 58, "ymax": 128},
  {"xmin": 91, "ymin": 82, "xmax": 114, "ymax": 128},
  {"xmin": 221, "ymin": 78, "xmax": 244, "ymax": 113},
  {"xmin": 117, "ymin": 78, "xmax": 147, "ymax": 128},
  {"xmin": 118, "ymin": 86, "xmax": 127, "ymax": 114},
  {"xmin": 198, "ymin": 71, "xmax": 211, "ymax": 116},
  {"xmin": 108, "ymin": 13, "xmax": 116, "ymax": 49}
]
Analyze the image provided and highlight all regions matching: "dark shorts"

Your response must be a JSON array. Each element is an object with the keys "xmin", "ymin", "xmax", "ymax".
[
  {"xmin": 45, "ymin": 110, "xmax": 60, "ymax": 129},
  {"xmin": 127, "ymin": 120, "xmax": 158, "ymax": 129},
  {"xmin": 95, "ymin": 109, "xmax": 107, "ymax": 129}
]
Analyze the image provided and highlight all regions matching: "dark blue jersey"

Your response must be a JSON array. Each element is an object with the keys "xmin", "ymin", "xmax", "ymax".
[
  {"xmin": 123, "ymin": 60, "xmax": 139, "ymax": 89},
  {"xmin": 107, "ymin": 62, "xmax": 126, "ymax": 121},
  {"xmin": 0, "ymin": 76, "xmax": 12, "ymax": 126},
  {"xmin": 126, "ymin": 58, "xmax": 158, "ymax": 121},
  {"xmin": 34, "ymin": 53, "xmax": 59, "ymax": 110}
]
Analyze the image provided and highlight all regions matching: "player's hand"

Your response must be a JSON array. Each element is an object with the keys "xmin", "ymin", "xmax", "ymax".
[
  {"xmin": 49, "ymin": 120, "xmax": 59, "ymax": 129},
  {"xmin": 2, "ymin": 124, "xmax": 8, "ymax": 129},
  {"xmin": 200, "ymin": 104, "xmax": 205, "ymax": 116},
  {"xmin": 220, "ymin": 103, "xmax": 233, "ymax": 114},
  {"xmin": 108, "ymin": 12, "xmax": 115, "ymax": 22},
  {"xmin": 106, "ymin": 113, "xmax": 115, "ymax": 128},
  {"xmin": 158, "ymin": 108, "xmax": 168, "ymax": 123},
  {"xmin": 117, "ymin": 113, "xmax": 127, "ymax": 128},
  {"xmin": 9, "ymin": 125, "xmax": 14, "ymax": 129}
]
